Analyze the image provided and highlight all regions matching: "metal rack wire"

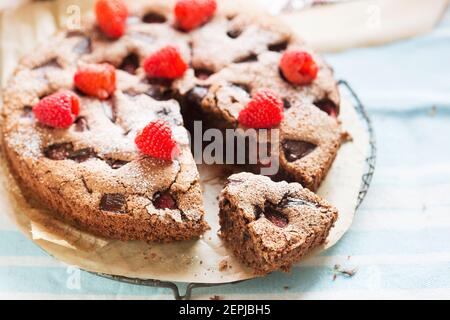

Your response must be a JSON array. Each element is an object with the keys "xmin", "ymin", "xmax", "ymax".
[{"xmin": 94, "ymin": 80, "xmax": 377, "ymax": 300}]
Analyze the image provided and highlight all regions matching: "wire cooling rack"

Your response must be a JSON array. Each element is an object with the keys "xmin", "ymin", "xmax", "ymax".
[{"xmin": 93, "ymin": 80, "xmax": 377, "ymax": 300}]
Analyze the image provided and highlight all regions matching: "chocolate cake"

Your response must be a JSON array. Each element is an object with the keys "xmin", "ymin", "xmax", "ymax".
[{"xmin": 2, "ymin": 0, "xmax": 342, "ymax": 267}]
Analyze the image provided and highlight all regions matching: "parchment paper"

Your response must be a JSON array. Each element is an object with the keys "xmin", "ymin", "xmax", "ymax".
[
  {"xmin": 282, "ymin": 0, "xmax": 449, "ymax": 53},
  {"xmin": 0, "ymin": 0, "xmax": 368, "ymax": 284}
]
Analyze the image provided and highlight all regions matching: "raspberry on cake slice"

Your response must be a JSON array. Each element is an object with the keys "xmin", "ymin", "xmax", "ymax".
[
  {"xmin": 219, "ymin": 172, "xmax": 338, "ymax": 275},
  {"xmin": 280, "ymin": 50, "xmax": 318, "ymax": 86},
  {"xmin": 237, "ymin": 88, "xmax": 284, "ymax": 129}
]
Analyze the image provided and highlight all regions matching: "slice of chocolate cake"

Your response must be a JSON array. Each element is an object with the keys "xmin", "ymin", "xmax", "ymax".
[
  {"xmin": 176, "ymin": 50, "xmax": 344, "ymax": 191},
  {"xmin": 219, "ymin": 172, "xmax": 338, "ymax": 274}
]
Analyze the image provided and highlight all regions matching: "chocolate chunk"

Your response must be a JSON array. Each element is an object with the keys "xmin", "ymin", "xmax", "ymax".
[
  {"xmin": 264, "ymin": 208, "xmax": 289, "ymax": 228},
  {"xmin": 44, "ymin": 143, "xmax": 95, "ymax": 162},
  {"xmin": 68, "ymin": 148, "xmax": 95, "ymax": 163},
  {"xmin": 268, "ymin": 41, "xmax": 288, "ymax": 52},
  {"xmin": 194, "ymin": 68, "xmax": 214, "ymax": 80},
  {"xmin": 21, "ymin": 106, "xmax": 34, "ymax": 119},
  {"xmin": 227, "ymin": 29, "xmax": 242, "ymax": 39},
  {"xmin": 255, "ymin": 202, "xmax": 289, "ymax": 228},
  {"xmin": 119, "ymin": 53, "xmax": 140, "ymax": 75},
  {"xmin": 147, "ymin": 78, "xmax": 173, "ymax": 87},
  {"xmin": 280, "ymin": 197, "xmax": 318, "ymax": 209},
  {"xmin": 106, "ymin": 159, "xmax": 129, "ymax": 169},
  {"xmin": 234, "ymin": 53, "xmax": 258, "ymax": 63},
  {"xmin": 282, "ymin": 140, "xmax": 317, "ymax": 162},
  {"xmin": 314, "ymin": 99, "xmax": 339, "ymax": 117},
  {"xmin": 146, "ymin": 87, "xmax": 171, "ymax": 101},
  {"xmin": 100, "ymin": 193, "xmax": 126, "ymax": 213},
  {"xmin": 44, "ymin": 143, "xmax": 73, "ymax": 160},
  {"xmin": 143, "ymin": 12, "xmax": 167, "ymax": 23},
  {"xmin": 74, "ymin": 117, "xmax": 89, "ymax": 132},
  {"xmin": 282, "ymin": 98, "xmax": 291, "ymax": 109},
  {"xmin": 185, "ymin": 86, "xmax": 209, "ymax": 107},
  {"xmin": 153, "ymin": 191, "xmax": 177, "ymax": 210},
  {"xmin": 145, "ymin": 78, "xmax": 173, "ymax": 100}
]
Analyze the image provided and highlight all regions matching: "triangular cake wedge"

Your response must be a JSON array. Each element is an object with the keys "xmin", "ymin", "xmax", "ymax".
[{"xmin": 219, "ymin": 172, "xmax": 338, "ymax": 275}]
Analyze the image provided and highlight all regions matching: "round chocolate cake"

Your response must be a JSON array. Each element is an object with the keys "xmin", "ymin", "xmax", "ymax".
[{"xmin": 2, "ymin": 0, "xmax": 343, "ymax": 273}]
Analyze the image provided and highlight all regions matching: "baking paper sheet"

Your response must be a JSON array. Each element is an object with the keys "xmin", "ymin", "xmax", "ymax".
[{"xmin": 0, "ymin": 0, "xmax": 368, "ymax": 283}]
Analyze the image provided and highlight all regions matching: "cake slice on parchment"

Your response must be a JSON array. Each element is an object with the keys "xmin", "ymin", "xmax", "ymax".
[{"xmin": 219, "ymin": 172, "xmax": 338, "ymax": 274}]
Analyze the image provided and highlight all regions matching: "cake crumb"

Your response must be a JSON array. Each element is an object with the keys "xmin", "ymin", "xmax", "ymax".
[
  {"xmin": 219, "ymin": 259, "xmax": 229, "ymax": 272},
  {"xmin": 332, "ymin": 264, "xmax": 357, "ymax": 281},
  {"xmin": 341, "ymin": 131, "xmax": 353, "ymax": 142}
]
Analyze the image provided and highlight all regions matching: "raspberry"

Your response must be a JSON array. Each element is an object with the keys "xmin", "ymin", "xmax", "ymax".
[
  {"xmin": 74, "ymin": 63, "xmax": 116, "ymax": 100},
  {"xmin": 280, "ymin": 50, "xmax": 318, "ymax": 86},
  {"xmin": 135, "ymin": 120, "xmax": 180, "ymax": 161},
  {"xmin": 174, "ymin": 0, "xmax": 217, "ymax": 31},
  {"xmin": 143, "ymin": 46, "xmax": 188, "ymax": 79},
  {"xmin": 33, "ymin": 91, "xmax": 80, "ymax": 128},
  {"xmin": 95, "ymin": 0, "xmax": 128, "ymax": 38},
  {"xmin": 238, "ymin": 89, "xmax": 284, "ymax": 128}
]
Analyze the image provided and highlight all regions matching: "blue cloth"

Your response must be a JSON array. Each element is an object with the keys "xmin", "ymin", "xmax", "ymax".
[{"xmin": 1, "ymin": 9, "xmax": 450, "ymax": 300}]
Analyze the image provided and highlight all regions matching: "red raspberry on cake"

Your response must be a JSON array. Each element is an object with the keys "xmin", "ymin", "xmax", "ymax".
[
  {"xmin": 143, "ymin": 46, "xmax": 188, "ymax": 79},
  {"xmin": 74, "ymin": 63, "xmax": 116, "ymax": 100},
  {"xmin": 174, "ymin": 0, "xmax": 217, "ymax": 31},
  {"xmin": 135, "ymin": 120, "xmax": 180, "ymax": 161},
  {"xmin": 238, "ymin": 89, "xmax": 284, "ymax": 129},
  {"xmin": 33, "ymin": 91, "xmax": 80, "ymax": 128},
  {"xmin": 280, "ymin": 50, "xmax": 318, "ymax": 86},
  {"xmin": 95, "ymin": 0, "xmax": 128, "ymax": 39}
]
